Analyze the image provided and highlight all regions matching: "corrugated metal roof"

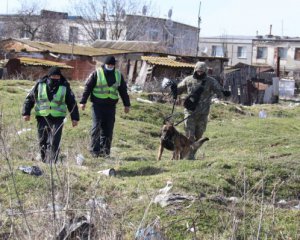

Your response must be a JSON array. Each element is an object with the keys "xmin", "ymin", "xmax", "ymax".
[
  {"xmin": 92, "ymin": 40, "xmax": 166, "ymax": 53},
  {"xmin": 233, "ymin": 62, "xmax": 272, "ymax": 69},
  {"xmin": 141, "ymin": 56, "xmax": 195, "ymax": 68},
  {"xmin": 0, "ymin": 38, "xmax": 132, "ymax": 56},
  {"xmin": 18, "ymin": 57, "xmax": 73, "ymax": 68},
  {"xmin": 224, "ymin": 68, "xmax": 240, "ymax": 74}
]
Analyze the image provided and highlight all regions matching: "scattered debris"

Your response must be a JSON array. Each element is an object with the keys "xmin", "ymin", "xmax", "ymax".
[
  {"xmin": 136, "ymin": 98, "xmax": 154, "ymax": 104},
  {"xmin": 135, "ymin": 218, "xmax": 165, "ymax": 240},
  {"xmin": 135, "ymin": 226, "xmax": 165, "ymax": 240},
  {"xmin": 207, "ymin": 195, "xmax": 228, "ymax": 205},
  {"xmin": 212, "ymin": 98, "xmax": 230, "ymax": 105},
  {"xmin": 276, "ymin": 199, "xmax": 300, "ymax": 210},
  {"xmin": 97, "ymin": 168, "xmax": 116, "ymax": 177},
  {"xmin": 47, "ymin": 203, "xmax": 63, "ymax": 211},
  {"xmin": 207, "ymin": 195, "xmax": 241, "ymax": 205},
  {"xmin": 147, "ymin": 93, "xmax": 168, "ymax": 103},
  {"xmin": 293, "ymin": 204, "xmax": 300, "ymax": 210},
  {"xmin": 154, "ymin": 193, "xmax": 195, "ymax": 208},
  {"xmin": 259, "ymin": 110, "xmax": 267, "ymax": 118},
  {"xmin": 86, "ymin": 197, "xmax": 107, "ymax": 210},
  {"xmin": 186, "ymin": 222, "xmax": 197, "ymax": 233},
  {"xmin": 234, "ymin": 106, "xmax": 246, "ymax": 115},
  {"xmin": 76, "ymin": 154, "xmax": 85, "ymax": 166},
  {"xmin": 6, "ymin": 208, "xmax": 21, "ymax": 216},
  {"xmin": 57, "ymin": 215, "xmax": 95, "ymax": 240},
  {"xmin": 153, "ymin": 181, "xmax": 194, "ymax": 207},
  {"xmin": 158, "ymin": 181, "xmax": 173, "ymax": 195},
  {"xmin": 227, "ymin": 196, "xmax": 239, "ymax": 203},
  {"xmin": 131, "ymin": 85, "xmax": 143, "ymax": 93},
  {"xmin": 277, "ymin": 199, "xmax": 287, "ymax": 205},
  {"xmin": 18, "ymin": 166, "xmax": 43, "ymax": 176},
  {"xmin": 17, "ymin": 128, "xmax": 31, "ymax": 135}
]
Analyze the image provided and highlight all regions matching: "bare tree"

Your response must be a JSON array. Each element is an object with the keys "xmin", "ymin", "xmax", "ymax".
[
  {"xmin": 124, "ymin": 14, "xmax": 161, "ymax": 41},
  {"xmin": 10, "ymin": 4, "xmax": 43, "ymax": 40},
  {"xmin": 4, "ymin": 0, "xmax": 64, "ymax": 42},
  {"xmin": 71, "ymin": 0, "xmax": 154, "ymax": 42},
  {"xmin": 39, "ymin": 22, "xmax": 63, "ymax": 43},
  {"xmin": 38, "ymin": 11, "xmax": 65, "ymax": 43}
]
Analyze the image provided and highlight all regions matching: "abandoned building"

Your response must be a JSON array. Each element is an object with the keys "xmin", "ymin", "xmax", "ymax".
[
  {"xmin": 223, "ymin": 62, "xmax": 277, "ymax": 105},
  {"xmin": 0, "ymin": 10, "xmax": 199, "ymax": 57},
  {"xmin": 0, "ymin": 38, "xmax": 132, "ymax": 80}
]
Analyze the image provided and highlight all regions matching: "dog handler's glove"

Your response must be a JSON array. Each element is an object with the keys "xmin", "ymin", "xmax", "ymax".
[{"xmin": 184, "ymin": 95, "xmax": 197, "ymax": 111}]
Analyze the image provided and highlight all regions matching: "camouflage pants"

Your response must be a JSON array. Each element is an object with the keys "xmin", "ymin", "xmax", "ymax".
[{"xmin": 184, "ymin": 113, "xmax": 208, "ymax": 159}]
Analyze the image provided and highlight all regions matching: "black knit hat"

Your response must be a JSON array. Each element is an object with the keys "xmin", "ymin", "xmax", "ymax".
[
  {"xmin": 48, "ymin": 66, "xmax": 62, "ymax": 76},
  {"xmin": 104, "ymin": 56, "xmax": 116, "ymax": 65}
]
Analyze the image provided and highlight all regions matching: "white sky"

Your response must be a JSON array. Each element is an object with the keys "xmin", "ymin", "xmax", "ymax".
[{"xmin": 0, "ymin": 0, "xmax": 299, "ymax": 37}]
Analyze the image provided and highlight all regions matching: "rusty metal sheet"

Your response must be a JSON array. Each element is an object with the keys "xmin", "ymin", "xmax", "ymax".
[
  {"xmin": 141, "ymin": 56, "xmax": 194, "ymax": 68},
  {"xmin": 0, "ymin": 39, "xmax": 133, "ymax": 57},
  {"xmin": 18, "ymin": 57, "xmax": 73, "ymax": 68}
]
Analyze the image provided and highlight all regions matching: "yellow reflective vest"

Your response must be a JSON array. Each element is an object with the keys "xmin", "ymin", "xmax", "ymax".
[
  {"xmin": 35, "ymin": 83, "xmax": 67, "ymax": 117},
  {"xmin": 92, "ymin": 68, "xmax": 121, "ymax": 99}
]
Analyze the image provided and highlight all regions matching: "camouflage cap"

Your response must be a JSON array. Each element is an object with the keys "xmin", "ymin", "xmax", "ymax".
[{"xmin": 194, "ymin": 61, "xmax": 207, "ymax": 73}]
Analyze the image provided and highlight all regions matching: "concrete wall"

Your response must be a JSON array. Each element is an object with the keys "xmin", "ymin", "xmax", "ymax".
[
  {"xmin": 0, "ymin": 13, "xmax": 197, "ymax": 53},
  {"xmin": 199, "ymin": 36, "xmax": 253, "ymax": 66},
  {"xmin": 125, "ymin": 15, "xmax": 199, "ymax": 56},
  {"xmin": 252, "ymin": 40, "xmax": 300, "ymax": 73}
]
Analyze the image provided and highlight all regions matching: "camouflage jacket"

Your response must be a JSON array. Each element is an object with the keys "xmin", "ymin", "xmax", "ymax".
[{"xmin": 177, "ymin": 74, "xmax": 224, "ymax": 115}]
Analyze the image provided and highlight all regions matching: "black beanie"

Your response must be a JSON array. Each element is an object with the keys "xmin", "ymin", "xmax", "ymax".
[
  {"xmin": 104, "ymin": 56, "xmax": 116, "ymax": 65},
  {"xmin": 48, "ymin": 66, "xmax": 62, "ymax": 76}
]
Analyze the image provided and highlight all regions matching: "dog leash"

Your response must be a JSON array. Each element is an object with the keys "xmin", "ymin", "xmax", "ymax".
[
  {"xmin": 163, "ymin": 98, "xmax": 177, "ymax": 122},
  {"xmin": 164, "ymin": 107, "xmax": 197, "ymax": 127},
  {"xmin": 164, "ymin": 97, "xmax": 199, "ymax": 126},
  {"xmin": 174, "ymin": 111, "xmax": 196, "ymax": 126}
]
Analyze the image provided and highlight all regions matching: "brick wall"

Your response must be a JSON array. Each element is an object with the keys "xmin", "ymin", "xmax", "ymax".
[
  {"xmin": 44, "ymin": 55, "xmax": 96, "ymax": 81},
  {"xmin": 65, "ymin": 59, "xmax": 96, "ymax": 80}
]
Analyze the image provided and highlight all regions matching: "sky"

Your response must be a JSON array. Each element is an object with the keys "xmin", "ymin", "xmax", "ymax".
[{"xmin": 0, "ymin": 0, "xmax": 299, "ymax": 37}]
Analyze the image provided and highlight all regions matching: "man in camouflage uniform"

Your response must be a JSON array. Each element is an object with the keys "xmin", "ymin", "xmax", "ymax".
[{"xmin": 177, "ymin": 62, "xmax": 228, "ymax": 160}]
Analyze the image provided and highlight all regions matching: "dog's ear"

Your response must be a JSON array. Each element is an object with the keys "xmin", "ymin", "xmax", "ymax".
[
  {"xmin": 163, "ymin": 119, "xmax": 171, "ymax": 125},
  {"xmin": 169, "ymin": 124, "xmax": 175, "ymax": 133}
]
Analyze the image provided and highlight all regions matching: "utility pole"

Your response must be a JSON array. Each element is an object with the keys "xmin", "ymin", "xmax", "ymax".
[
  {"xmin": 6, "ymin": 0, "xmax": 8, "ymax": 14},
  {"xmin": 196, "ymin": 1, "xmax": 202, "ymax": 57}
]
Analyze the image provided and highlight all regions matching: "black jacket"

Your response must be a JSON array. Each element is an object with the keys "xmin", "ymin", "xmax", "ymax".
[
  {"xmin": 80, "ymin": 66, "xmax": 131, "ymax": 107},
  {"xmin": 22, "ymin": 75, "xmax": 80, "ymax": 121}
]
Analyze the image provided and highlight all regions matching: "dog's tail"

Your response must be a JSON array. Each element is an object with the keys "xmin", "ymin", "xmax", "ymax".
[{"xmin": 191, "ymin": 137, "xmax": 209, "ymax": 150}]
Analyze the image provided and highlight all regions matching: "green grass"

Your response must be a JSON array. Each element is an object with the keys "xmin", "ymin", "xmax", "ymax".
[{"xmin": 0, "ymin": 80, "xmax": 300, "ymax": 239}]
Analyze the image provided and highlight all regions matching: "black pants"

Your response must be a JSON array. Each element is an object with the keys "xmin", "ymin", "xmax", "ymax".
[
  {"xmin": 90, "ymin": 104, "xmax": 116, "ymax": 157},
  {"xmin": 37, "ymin": 117, "xmax": 64, "ymax": 163}
]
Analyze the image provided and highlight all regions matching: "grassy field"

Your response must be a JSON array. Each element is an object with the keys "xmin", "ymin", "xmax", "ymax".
[{"xmin": 0, "ymin": 80, "xmax": 300, "ymax": 239}]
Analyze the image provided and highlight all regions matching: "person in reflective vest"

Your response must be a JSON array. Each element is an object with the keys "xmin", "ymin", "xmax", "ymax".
[
  {"xmin": 22, "ymin": 67, "xmax": 80, "ymax": 163},
  {"xmin": 80, "ymin": 56, "xmax": 131, "ymax": 158}
]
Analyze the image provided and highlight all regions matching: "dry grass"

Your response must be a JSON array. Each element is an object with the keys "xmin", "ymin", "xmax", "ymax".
[{"xmin": 0, "ymin": 80, "xmax": 300, "ymax": 239}]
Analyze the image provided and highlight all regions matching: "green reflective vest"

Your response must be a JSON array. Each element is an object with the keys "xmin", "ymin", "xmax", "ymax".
[
  {"xmin": 35, "ymin": 83, "xmax": 67, "ymax": 117},
  {"xmin": 92, "ymin": 68, "xmax": 121, "ymax": 99}
]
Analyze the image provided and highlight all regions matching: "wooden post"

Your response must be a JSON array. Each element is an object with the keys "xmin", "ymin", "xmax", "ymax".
[{"xmin": 276, "ymin": 56, "xmax": 280, "ymax": 77}]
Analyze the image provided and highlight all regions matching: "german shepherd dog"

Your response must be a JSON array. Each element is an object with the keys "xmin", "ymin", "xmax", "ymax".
[{"xmin": 157, "ymin": 122, "xmax": 209, "ymax": 160}]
